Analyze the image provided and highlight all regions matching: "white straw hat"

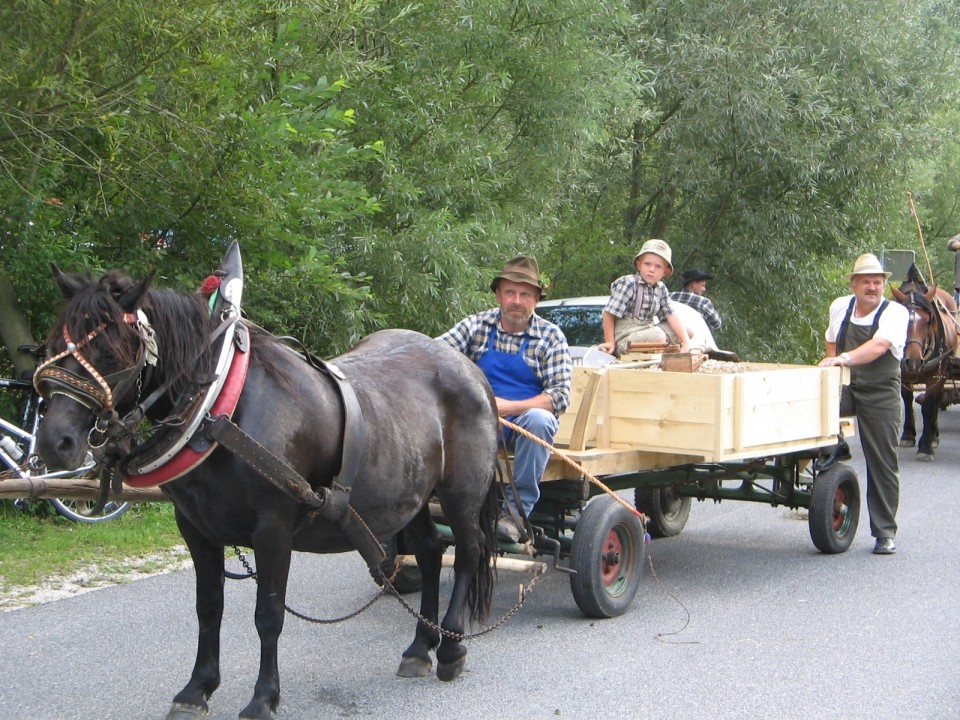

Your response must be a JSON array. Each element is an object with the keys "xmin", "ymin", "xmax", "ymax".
[{"xmin": 845, "ymin": 253, "xmax": 891, "ymax": 279}]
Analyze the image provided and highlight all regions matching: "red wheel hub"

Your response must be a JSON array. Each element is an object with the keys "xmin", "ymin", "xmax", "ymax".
[{"xmin": 600, "ymin": 529, "xmax": 624, "ymax": 586}]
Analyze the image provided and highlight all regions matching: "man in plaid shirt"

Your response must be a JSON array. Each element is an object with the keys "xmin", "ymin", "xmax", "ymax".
[
  {"xmin": 671, "ymin": 268, "xmax": 722, "ymax": 331},
  {"xmin": 439, "ymin": 256, "xmax": 571, "ymax": 543}
]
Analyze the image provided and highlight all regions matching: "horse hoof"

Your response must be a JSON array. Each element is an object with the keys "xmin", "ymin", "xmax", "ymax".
[
  {"xmin": 899, "ymin": 439, "xmax": 916, "ymax": 448},
  {"xmin": 397, "ymin": 655, "xmax": 432, "ymax": 678},
  {"xmin": 165, "ymin": 702, "xmax": 209, "ymax": 720},
  {"xmin": 917, "ymin": 453, "xmax": 934, "ymax": 462},
  {"xmin": 239, "ymin": 699, "xmax": 277, "ymax": 720},
  {"xmin": 437, "ymin": 655, "xmax": 467, "ymax": 682}
]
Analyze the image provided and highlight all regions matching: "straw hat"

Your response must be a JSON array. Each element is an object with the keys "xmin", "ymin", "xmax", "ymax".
[
  {"xmin": 490, "ymin": 255, "xmax": 546, "ymax": 297},
  {"xmin": 633, "ymin": 239, "xmax": 673, "ymax": 274},
  {"xmin": 845, "ymin": 253, "xmax": 891, "ymax": 279}
]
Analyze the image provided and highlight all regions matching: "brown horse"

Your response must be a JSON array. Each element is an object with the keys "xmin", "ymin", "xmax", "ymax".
[
  {"xmin": 32, "ymin": 246, "xmax": 500, "ymax": 720},
  {"xmin": 892, "ymin": 264, "xmax": 959, "ymax": 461}
]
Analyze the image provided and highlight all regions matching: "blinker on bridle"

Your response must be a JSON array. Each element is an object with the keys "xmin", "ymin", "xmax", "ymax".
[{"xmin": 33, "ymin": 309, "xmax": 159, "ymax": 423}]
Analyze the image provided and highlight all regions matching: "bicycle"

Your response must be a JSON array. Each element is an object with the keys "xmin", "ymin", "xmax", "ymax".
[{"xmin": 0, "ymin": 369, "xmax": 131, "ymax": 523}]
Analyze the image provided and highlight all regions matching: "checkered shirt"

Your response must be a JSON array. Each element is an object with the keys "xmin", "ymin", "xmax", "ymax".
[
  {"xmin": 670, "ymin": 290, "xmax": 722, "ymax": 330},
  {"xmin": 438, "ymin": 308, "xmax": 572, "ymax": 415},
  {"xmin": 604, "ymin": 275, "xmax": 673, "ymax": 323}
]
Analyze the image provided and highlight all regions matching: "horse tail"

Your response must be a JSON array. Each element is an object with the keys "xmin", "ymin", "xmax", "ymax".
[{"xmin": 468, "ymin": 472, "xmax": 498, "ymax": 625}]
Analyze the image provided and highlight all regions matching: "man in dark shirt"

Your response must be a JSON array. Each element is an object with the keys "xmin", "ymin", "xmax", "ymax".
[{"xmin": 671, "ymin": 268, "xmax": 722, "ymax": 331}]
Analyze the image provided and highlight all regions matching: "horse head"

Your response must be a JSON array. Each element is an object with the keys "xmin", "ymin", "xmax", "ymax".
[
  {"xmin": 34, "ymin": 266, "xmax": 209, "ymax": 472},
  {"xmin": 893, "ymin": 267, "xmax": 957, "ymax": 378}
]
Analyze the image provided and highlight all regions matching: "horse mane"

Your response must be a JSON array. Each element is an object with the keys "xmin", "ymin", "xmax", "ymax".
[{"xmin": 50, "ymin": 270, "xmax": 213, "ymax": 402}]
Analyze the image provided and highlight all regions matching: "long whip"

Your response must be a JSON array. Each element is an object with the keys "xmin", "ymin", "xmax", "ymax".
[{"xmin": 907, "ymin": 191, "xmax": 936, "ymax": 287}]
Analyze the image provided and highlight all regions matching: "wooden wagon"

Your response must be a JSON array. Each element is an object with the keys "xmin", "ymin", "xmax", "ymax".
[{"xmin": 452, "ymin": 359, "xmax": 861, "ymax": 619}]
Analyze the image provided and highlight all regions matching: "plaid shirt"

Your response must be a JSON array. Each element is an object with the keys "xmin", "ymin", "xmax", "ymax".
[
  {"xmin": 604, "ymin": 275, "xmax": 673, "ymax": 323},
  {"xmin": 438, "ymin": 308, "xmax": 572, "ymax": 415},
  {"xmin": 670, "ymin": 290, "xmax": 722, "ymax": 330}
]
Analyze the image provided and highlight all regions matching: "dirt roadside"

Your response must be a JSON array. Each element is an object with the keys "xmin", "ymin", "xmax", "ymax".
[{"xmin": 0, "ymin": 545, "xmax": 192, "ymax": 612}]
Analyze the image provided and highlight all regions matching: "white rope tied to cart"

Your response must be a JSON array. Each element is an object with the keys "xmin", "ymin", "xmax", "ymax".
[{"xmin": 498, "ymin": 417, "xmax": 646, "ymax": 522}]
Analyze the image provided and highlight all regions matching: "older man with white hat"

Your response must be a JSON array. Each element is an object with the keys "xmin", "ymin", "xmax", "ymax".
[{"xmin": 819, "ymin": 253, "xmax": 909, "ymax": 555}]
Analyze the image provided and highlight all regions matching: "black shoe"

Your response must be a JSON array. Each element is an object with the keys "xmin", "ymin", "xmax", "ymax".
[
  {"xmin": 873, "ymin": 537, "xmax": 897, "ymax": 555},
  {"xmin": 814, "ymin": 440, "xmax": 852, "ymax": 471},
  {"xmin": 495, "ymin": 513, "xmax": 522, "ymax": 543}
]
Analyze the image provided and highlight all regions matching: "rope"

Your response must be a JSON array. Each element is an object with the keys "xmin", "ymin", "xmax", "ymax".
[{"xmin": 498, "ymin": 417, "xmax": 645, "ymax": 521}]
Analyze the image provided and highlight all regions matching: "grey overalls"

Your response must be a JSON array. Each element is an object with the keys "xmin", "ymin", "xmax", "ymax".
[{"xmin": 837, "ymin": 301, "xmax": 901, "ymax": 539}]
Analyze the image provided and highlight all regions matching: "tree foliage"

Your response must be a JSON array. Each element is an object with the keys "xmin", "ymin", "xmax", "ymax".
[
  {"xmin": 1, "ymin": 0, "xmax": 959, "ymax": 371},
  {"xmin": 545, "ymin": 0, "xmax": 960, "ymax": 361}
]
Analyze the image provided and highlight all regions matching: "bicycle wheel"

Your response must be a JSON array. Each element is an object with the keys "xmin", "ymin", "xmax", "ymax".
[{"xmin": 49, "ymin": 498, "xmax": 131, "ymax": 523}]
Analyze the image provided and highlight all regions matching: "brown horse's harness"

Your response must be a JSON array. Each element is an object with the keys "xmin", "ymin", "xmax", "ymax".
[{"xmin": 896, "ymin": 288, "xmax": 955, "ymax": 377}]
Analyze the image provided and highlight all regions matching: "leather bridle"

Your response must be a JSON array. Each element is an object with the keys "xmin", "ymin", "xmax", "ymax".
[{"xmin": 33, "ymin": 309, "xmax": 158, "ymax": 446}]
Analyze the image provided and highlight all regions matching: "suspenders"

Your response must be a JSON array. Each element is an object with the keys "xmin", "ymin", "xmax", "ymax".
[{"xmin": 836, "ymin": 297, "xmax": 888, "ymax": 352}]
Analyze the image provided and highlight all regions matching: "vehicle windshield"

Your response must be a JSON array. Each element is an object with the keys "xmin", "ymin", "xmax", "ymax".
[{"xmin": 536, "ymin": 304, "xmax": 603, "ymax": 347}]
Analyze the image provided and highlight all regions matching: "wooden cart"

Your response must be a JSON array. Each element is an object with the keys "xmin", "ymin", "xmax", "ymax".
[{"xmin": 463, "ymin": 360, "xmax": 860, "ymax": 619}]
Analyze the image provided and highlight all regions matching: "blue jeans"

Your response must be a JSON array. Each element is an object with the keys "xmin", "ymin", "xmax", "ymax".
[{"xmin": 502, "ymin": 408, "xmax": 559, "ymax": 517}]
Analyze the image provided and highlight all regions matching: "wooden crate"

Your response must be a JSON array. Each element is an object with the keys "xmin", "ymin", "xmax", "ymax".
[{"xmin": 555, "ymin": 363, "xmax": 846, "ymax": 463}]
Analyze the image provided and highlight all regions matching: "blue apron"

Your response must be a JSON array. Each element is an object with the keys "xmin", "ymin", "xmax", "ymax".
[{"xmin": 476, "ymin": 326, "xmax": 544, "ymax": 402}]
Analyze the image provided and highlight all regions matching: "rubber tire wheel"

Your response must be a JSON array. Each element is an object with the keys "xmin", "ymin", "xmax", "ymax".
[
  {"xmin": 49, "ymin": 499, "xmax": 131, "ymax": 523},
  {"xmin": 569, "ymin": 495, "xmax": 645, "ymax": 619},
  {"xmin": 808, "ymin": 464, "xmax": 860, "ymax": 554},
  {"xmin": 634, "ymin": 487, "xmax": 691, "ymax": 537},
  {"xmin": 370, "ymin": 536, "xmax": 423, "ymax": 595}
]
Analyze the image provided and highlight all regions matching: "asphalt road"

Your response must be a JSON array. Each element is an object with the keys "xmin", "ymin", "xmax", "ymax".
[{"xmin": 1, "ymin": 408, "xmax": 958, "ymax": 720}]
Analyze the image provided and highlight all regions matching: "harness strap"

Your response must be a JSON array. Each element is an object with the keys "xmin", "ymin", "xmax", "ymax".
[
  {"xmin": 204, "ymin": 411, "xmax": 386, "ymax": 570},
  {"xmin": 275, "ymin": 337, "xmax": 365, "ymax": 492}
]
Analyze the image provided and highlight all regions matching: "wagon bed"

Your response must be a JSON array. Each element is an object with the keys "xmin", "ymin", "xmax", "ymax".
[{"xmin": 480, "ymin": 358, "xmax": 862, "ymax": 619}]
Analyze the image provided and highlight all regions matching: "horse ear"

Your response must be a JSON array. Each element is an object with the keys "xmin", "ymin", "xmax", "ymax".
[
  {"xmin": 925, "ymin": 285, "xmax": 937, "ymax": 302},
  {"xmin": 117, "ymin": 269, "xmax": 156, "ymax": 313},
  {"xmin": 891, "ymin": 285, "xmax": 906, "ymax": 302},
  {"xmin": 50, "ymin": 263, "xmax": 85, "ymax": 299}
]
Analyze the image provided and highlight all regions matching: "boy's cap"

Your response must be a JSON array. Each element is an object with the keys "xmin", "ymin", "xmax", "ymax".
[{"xmin": 633, "ymin": 239, "xmax": 673, "ymax": 275}]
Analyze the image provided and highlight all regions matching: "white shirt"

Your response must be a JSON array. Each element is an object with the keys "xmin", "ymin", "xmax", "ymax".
[{"xmin": 824, "ymin": 295, "xmax": 909, "ymax": 361}]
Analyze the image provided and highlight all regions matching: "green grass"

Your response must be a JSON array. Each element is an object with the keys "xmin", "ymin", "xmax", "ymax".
[{"xmin": 0, "ymin": 501, "xmax": 184, "ymax": 589}]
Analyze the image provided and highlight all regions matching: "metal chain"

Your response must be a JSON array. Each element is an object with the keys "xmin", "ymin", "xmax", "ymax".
[
  {"xmin": 229, "ymin": 545, "xmax": 543, "ymax": 638},
  {"xmin": 229, "ymin": 546, "xmax": 389, "ymax": 624},
  {"xmin": 372, "ymin": 560, "xmax": 545, "ymax": 641}
]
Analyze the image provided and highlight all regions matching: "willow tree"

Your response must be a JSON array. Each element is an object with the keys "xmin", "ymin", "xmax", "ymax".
[
  {"xmin": 546, "ymin": 0, "xmax": 960, "ymax": 362},
  {"xmin": 0, "ymin": 1, "xmax": 385, "ymax": 370}
]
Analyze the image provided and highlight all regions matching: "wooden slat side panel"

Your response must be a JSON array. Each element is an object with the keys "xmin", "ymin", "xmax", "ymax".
[
  {"xmin": 554, "ymin": 363, "xmax": 845, "ymax": 464},
  {"xmin": 604, "ymin": 368, "xmax": 722, "ymax": 455},
  {"xmin": 736, "ymin": 368, "xmax": 836, "ymax": 448}
]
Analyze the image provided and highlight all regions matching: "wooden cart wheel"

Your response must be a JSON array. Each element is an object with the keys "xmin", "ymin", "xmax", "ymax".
[
  {"xmin": 634, "ymin": 486, "xmax": 691, "ymax": 537},
  {"xmin": 808, "ymin": 464, "xmax": 861, "ymax": 554},
  {"xmin": 569, "ymin": 495, "xmax": 645, "ymax": 618}
]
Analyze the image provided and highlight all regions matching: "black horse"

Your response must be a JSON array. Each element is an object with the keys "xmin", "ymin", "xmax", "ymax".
[
  {"xmin": 33, "ymin": 254, "xmax": 499, "ymax": 720},
  {"xmin": 891, "ymin": 264, "xmax": 959, "ymax": 461}
]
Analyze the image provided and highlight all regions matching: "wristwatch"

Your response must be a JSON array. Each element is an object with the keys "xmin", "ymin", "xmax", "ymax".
[{"xmin": 840, "ymin": 352, "xmax": 852, "ymax": 366}]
